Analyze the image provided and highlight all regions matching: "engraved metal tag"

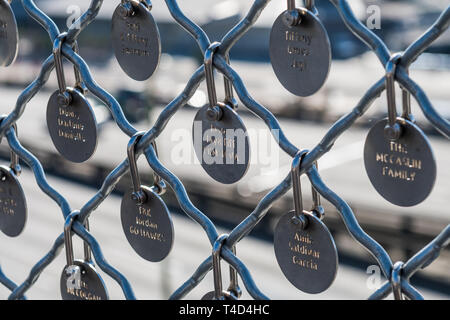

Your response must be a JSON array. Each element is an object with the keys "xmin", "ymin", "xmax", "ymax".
[
  {"xmin": 274, "ymin": 210, "xmax": 338, "ymax": 294},
  {"xmin": 111, "ymin": 1, "xmax": 161, "ymax": 81},
  {"xmin": 0, "ymin": 0, "xmax": 18, "ymax": 67},
  {"xmin": 269, "ymin": 9, "xmax": 331, "ymax": 97},
  {"xmin": 60, "ymin": 260, "xmax": 109, "ymax": 300},
  {"xmin": 192, "ymin": 104, "xmax": 250, "ymax": 184},
  {"xmin": 121, "ymin": 186, "xmax": 174, "ymax": 262},
  {"xmin": 46, "ymin": 88, "xmax": 98, "ymax": 163},
  {"xmin": 0, "ymin": 166, "xmax": 26, "ymax": 237},
  {"xmin": 364, "ymin": 118, "xmax": 436, "ymax": 207}
]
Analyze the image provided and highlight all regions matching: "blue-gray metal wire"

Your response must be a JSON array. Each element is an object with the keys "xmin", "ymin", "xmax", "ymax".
[{"xmin": 0, "ymin": 0, "xmax": 449, "ymax": 300}]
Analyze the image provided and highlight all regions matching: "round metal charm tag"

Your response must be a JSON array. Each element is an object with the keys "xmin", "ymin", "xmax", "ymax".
[
  {"xmin": 269, "ymin": 9, "xmax": 331, "ymax": 97},
  {"xmin": 0, "ymin": 166, "xmax": 26, "ymax": 237},
  {"xmin": 46, "ymin": 88, "xmax": 98, "ymax": 163},
  {"xmin": 274, "ymin": 211, "xmax": 338, "ymax": 294},
  {"xmin": 364, "ymin": 118, "xmax": 436, "ymax": 207},
  {"xmin": 0, "ymin": 0, "xmax": 18, "ymax": 67},
  {"xmin": 192, "ymin": 105, "xmax": 250, "ymax": 184},
  {"xmin": 111, "ymin": 1, "xmax": 161, "ymax": 81},
  {"xmin": 60, "ymin": 260, "xmax": 109, "ymax": 300},
  {"xmin": 121, "ymin": 186, "xmax": 174, "ymax": 262}
]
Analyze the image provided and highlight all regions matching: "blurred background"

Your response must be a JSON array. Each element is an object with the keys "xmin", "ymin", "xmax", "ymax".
[{"xmin": 0, "ymin": 0, "xmax": 449, "ymax": 299}]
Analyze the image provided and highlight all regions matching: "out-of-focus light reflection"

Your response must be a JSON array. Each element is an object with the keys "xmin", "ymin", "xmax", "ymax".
[{"xmin": 189, "ymin": 90, "xmax": 207, "ymax": 108}]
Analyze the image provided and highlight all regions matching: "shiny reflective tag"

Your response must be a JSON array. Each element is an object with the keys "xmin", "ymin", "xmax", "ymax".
[
  {"xmin": 111, "ymin": 1, "xmax": 161, "ymax": 81},
  {"xmin": 0, "ymin": 165, "xmax": 26, "ymax": 237},
  {"xmin": 274, "ymin": 211, "xmax": 338, "ymax": 294},
  {"xmin": 46, "ymin": 88, "xmax": 98, "ymax": 163},
  {"xmin": 364, "ymin": 118, "xmax": 436, "ymax": 207},
  {"xmin": 121, "ymin": 186, "xmax": 174, "ymax": 262},
  {"xmin": 0, "ymin": 0, "xmax": 18, "ymax": 67},
  {"xmin": 193, "ymin": 104, "xmax": 250, "ymax": 184},
  {"xmin": 60, "ymin": 260, "xmax": 109, "ymax": 300},
  {"xmin": 269, "ymin": 8, "xmax": 331, "ymax": 97}
]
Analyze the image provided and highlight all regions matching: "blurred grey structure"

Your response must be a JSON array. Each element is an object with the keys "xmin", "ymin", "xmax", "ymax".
[{"xmin": 0, "ymin": 0, "xmax": 449, "ymax": 299}]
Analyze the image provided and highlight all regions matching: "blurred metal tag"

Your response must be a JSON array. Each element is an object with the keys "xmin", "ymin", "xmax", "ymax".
[
  {"xmin": 0, "ymin": 0, "xmax": 18, "ymax": 67},
  {"xmin": 192, "ymin": 105, "xmax": 250, "ymax": 184},
  {"xmin": 111, "ymin": 1, "xmax": 161, "ymax": 81},
  {"xmin": 60, "ymin": 260, "xmax": 109, "ymax": 300},
  {"xmin": 364, "ymin": 118, "xmax": 436, "ymax": 207},
  {"xmin": 201, "ymin": 291, "xmax": 235, "ymax": 300},
  {"xmin": 46, "ymin": 88, "xmax": 98, "ymax": 163},
  {"xmin": 121, "ymin": 186, "xmax": 174, "ymax": 262},
  {"xmin": 274, "ymin": 210, "xmax": 338, "ymax": 294},
  {"xmin": 0, "ymin": 166, "xmax": 26, "ymax": 237},
  {"xmin": 201, "ymin": 291, "xmax": 215, "ymax": 300},
  {"xmin": 269, "ymin": 9, "xmax": 331, "ymax": 97}
]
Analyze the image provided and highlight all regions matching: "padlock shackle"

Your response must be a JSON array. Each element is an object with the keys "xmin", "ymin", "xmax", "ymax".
[
  {"xmin": 0, "ymin": 116, "xmax": 21, "ymax": 176},
  {"xmin": 287, "ymin": 1, "xmax": 315, "ymax": 12},
  {"xmin": 384, "ymin": 53, "xmax": 403, "ymax": 141},
  {"xmin": 291, "ymin": 150, "xmax": 324, "ymax": 226},
  {"xmin": 204, "ymin": 42, "xmax": 221, "ymax": 109},
  {"xmin": 53, "ymin": 34, "xmax": 68, "ymax": 96},
  {"xmin": 8, "ymin": 123, "xmax": 20, "ymax": 176},
  {"xmin": 399, "ymin": 67, "xmax": 414, "ymax": 122},
  {"xmin": 71, "ymin": 41, "xmax": 86, "ymax": 94},
  {"xmin": 291, "ymin": 150, "xmax": 308, "ymax": 218},
  {"xmin": 64, "ymin": 211, "xmax": 78, "ymax": 267},
  {"xmin": 83, "ymin": 218, "xmax": 92, "ymax": 263},
  {"xmin": 310, "ymin": 161, "xmax": 324, "ymax": 220},
  {"xmin": 121, "ymin": 0, "xmax": 151, "ymax": 8},
  {"xmin": 227, "ymin": 244, "xmax": 241, "ymax": 298},
  {"xmin": 223, "ymin": 53, "xmax": 238, "ymax": 110},
  {"xmin": 127, "ymin": 132, "xmax": 166, "ymax": 202},
  {"xmin": 127, "ymin": 132, "xmax": 146, "ymax": 204},
  {"xmin": 149, "ymin": 140, "xmax": 166, "ymax": 195}
]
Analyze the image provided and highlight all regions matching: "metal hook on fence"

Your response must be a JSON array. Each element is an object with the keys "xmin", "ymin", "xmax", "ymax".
[
  {"xmin": 127, "ymin": 131, "xmax": 166, "ymax": 204},
  {"xmin": 119, "ymin": 0, "xmax": 152, "ymax": 17},
  {"xmin": 0, "ymin": 116, "xmax": 21, "ymax": 177},
  {"xmin": 204, "ymin": 42, "xmax": 223, "ymax": 121},
  {"xmin": 291, "ymin": 150, "xmax": 309, "ymax": 229},
  {"xmin": 284, "ymin": 0, "xmax": 318, "ymax": 26},
  {"xmin": 53, "ymin": 34, "xmax": 72, "ymax": 107},
  {"xmin": 63, "ymin": 211, "xmax": 92, "ymax": 290}
]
